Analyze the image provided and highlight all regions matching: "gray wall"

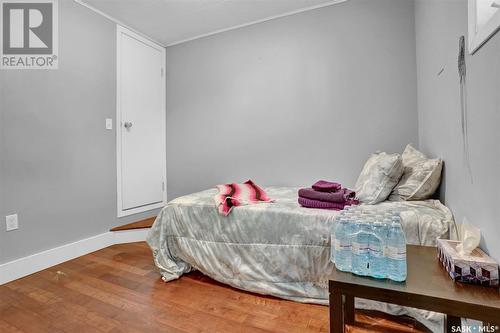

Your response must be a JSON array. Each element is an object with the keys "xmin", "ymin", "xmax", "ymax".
[
  {"xmin": 415, "ymin": 0, "xmax": 500, "ymax": 261},
  {"xmin": 166, "ymin": 0, "xmax": 418, "ymax": 200},
  {"xmin": 0, "ymin": 0, "xmax": 158, "ymax": 264}
]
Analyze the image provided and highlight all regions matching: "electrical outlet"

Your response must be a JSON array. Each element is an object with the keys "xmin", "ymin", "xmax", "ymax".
[{"xmin": 6, "ymin": 214, "xmax": 18, "ymax": 231}]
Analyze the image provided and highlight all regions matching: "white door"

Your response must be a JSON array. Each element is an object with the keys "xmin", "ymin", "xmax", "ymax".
[{"xmin": 117, "ymin": 26, "xmax": 166, "ymax": 217}]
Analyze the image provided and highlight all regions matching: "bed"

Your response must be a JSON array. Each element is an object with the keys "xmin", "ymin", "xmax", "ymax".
[{"xmin": 147, "ymin": 186, "xmax": 455, "ymax": 332}]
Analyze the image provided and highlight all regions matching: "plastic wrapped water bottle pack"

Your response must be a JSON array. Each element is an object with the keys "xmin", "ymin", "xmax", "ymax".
[{"xmin": 331, "ymin": 205, "xmax": 407, "ymax": 282}]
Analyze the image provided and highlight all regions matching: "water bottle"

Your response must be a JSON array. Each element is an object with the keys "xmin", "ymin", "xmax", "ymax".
[
  {"xmin": 369, "ymin": 218, "xmax": 387, "ymax": 279},
  {"xmin": 387, "ymin": 219, "xmax": 407, "ymax": 282},
  {"xmin": 330, "ymin": 210, "xmax": 351, "ymax": 263},
  {"xmin": 330, "ymin": 216, "xmax": 340, "ymax": 263},
  {"xmin": 334, "ymin": 217, "xmax": 352, "ymax": 272},
  {"xmin": 330, "ymin": 228, "xmax": 335, "ymax": 263},
  {"xmin": 351, "ymin": 217, "xmax": 371, "ymax": 276}
]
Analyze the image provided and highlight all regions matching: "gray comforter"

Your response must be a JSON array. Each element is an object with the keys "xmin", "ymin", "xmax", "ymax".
[{"xmin": 147, "ymin": 187, "xmax": 454, "ymax": 332}]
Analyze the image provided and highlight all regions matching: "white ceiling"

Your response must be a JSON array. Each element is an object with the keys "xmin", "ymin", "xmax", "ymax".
[{"xmin": 77, "ymin": 0, "xmax": 346, "ymax": 47}]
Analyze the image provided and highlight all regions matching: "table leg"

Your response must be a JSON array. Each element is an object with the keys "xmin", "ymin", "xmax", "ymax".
[
  {"xmin": 330, "ymin": 290, "xmax": 344, "ymax": 333},
  {"xmin": 445, "ymin": 315, "xmax": 461, "ymax": 333},
  {"xmin": 344, "ymin": 295, "xmax": 355, "ymax": 326}
]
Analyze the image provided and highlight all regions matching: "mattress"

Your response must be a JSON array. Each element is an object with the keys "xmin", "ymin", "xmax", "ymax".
[{"xmin": 147, "ymin": 187, "xmax": 454, "ymax": 332}]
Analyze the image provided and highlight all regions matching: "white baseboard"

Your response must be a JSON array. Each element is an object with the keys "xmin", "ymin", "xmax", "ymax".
[
  {"xmin": 0, "ymin": 229, "xmax": 149, "ymax": 285},
  {"xmin": 113, "ymin": 228, "xmax": 150, "ymax": 244}
]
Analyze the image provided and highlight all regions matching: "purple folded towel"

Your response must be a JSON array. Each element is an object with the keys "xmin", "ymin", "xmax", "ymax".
[
  {"xmin": 298, "ymin": 197, "xmax": 357, "ymax": 210},
  {"xmin": 298, "ymin": 188, "xmax": 356, "ymax": 203},
  {"xmin": 311, "ymin": 180, "xmax": 341, "ymax": 192}
]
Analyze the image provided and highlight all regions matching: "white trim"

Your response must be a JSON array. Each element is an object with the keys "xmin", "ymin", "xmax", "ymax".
[
  {"xmin": 116, "ymin": 25, "xmax": 167, "ymax": 218},
  {"xmin": 117, "ymin": 202, "xmax": 166, "ymax": 218},
  {"xmin": 74, "ymin": 0, "xmax": 348, "ymax": 48},
  {"xmin": 113, "ymin": 228, "xmax": 150, "ymax": 244},
  {"xmin": 468, "ymin": 0, "xmax": 500, "ymax": 54},
  {"xmin": 165, "ymin": 0, "xmax": 348, "ymax": 47},
  {"xmin": 0, "ymin": 229, "xmax": 149, "ymax": 285},
  {"xmin": 0, "ymin": 233, "xmax": 113, "ymax": 285},
  {"xmin": 73, "ymin": 0, "xmax": 164, "ymax": 47}
]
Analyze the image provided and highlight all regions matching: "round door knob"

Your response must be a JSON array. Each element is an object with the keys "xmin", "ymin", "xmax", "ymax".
[{"xmin": 124, "ymin": 122, "xmax": 133, "ymax": 129}]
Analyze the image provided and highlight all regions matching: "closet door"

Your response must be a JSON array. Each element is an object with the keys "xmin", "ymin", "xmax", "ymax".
[{"xmin": 117, "ymin": 26, "xmax": 166, "ymax": 217}]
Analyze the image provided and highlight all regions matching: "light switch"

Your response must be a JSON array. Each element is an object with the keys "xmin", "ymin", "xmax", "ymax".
[
  {"xmin": 6, "ymin": 214, "xmax": 18, "ymax": 231},
  {"xmin": 105, "ymin": 118, "xmax": 113, "ymax": 130}
]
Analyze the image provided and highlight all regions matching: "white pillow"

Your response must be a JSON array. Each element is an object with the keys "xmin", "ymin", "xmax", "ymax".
[
  {"xmin": 355, "ymin": 152, "xmax": 403, "ymax": 204},
  {"xmin": 389, "ymin": 144, "xmax": 443, "ymax": 201}
]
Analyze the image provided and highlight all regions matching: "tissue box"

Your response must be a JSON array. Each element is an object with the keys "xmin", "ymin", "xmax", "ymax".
[{"xmin": 437, "ymin": 239, "xmax": 499, "ymax": 287}]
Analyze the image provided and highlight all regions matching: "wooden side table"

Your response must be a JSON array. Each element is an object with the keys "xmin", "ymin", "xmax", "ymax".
[{"xmin": 329, "ymin": 245, "xmax": 500, "ymax": 333}]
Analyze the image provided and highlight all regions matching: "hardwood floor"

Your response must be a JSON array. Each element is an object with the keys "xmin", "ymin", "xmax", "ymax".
[
  {"xmin": 110, "ymin": 217, "xmax": 156, "ymax": 232},
  {"xmin": 0, "ymin": 242, "xmax": 429, "ymax": 333}
]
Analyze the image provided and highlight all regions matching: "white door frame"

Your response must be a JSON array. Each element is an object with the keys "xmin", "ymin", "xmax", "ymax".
[{"xmin": 116, "ymin": 25, "xmax": 167, "ymax": 217}]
